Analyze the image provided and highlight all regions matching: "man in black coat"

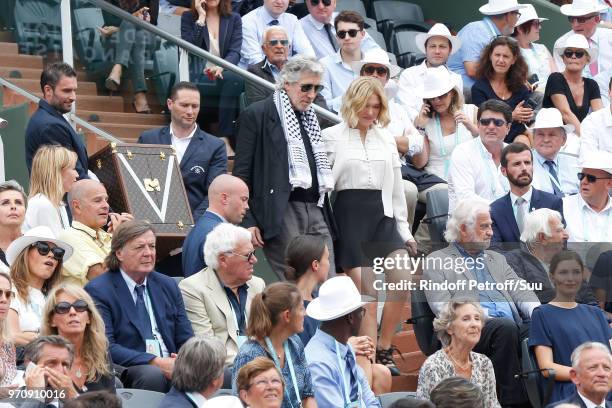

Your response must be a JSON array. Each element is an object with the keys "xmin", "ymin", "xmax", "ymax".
[
  {"xmin": 233, "ymin": 55, "xmax": 336, "ymax": 280},
  {"xmin": 25, "ymin": 62, "xmax": 89, "ymax": 179}
]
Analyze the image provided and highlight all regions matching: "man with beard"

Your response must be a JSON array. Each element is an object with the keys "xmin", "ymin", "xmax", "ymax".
[
  {"xmin": 423, "ymin": 197, "xmax": 540, "ymax": 408},
  {"xmin": 25, "ymin": 62, "xmax": 89, "ymax": 179},
  {"xmin": 490, "ymin": 143, "xmax": 563, "ymax": 246}
]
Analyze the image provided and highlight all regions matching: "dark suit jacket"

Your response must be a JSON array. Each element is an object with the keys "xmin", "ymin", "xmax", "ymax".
[
  {"xmin": 491, "ymin": 188, "xmax": 564, "ymax": 244},
  {"xmin": 158, "ymin": 387, "xmax": 198, "ymax": 408},
  {"xmin": 25, "ymin": 100, "xmax": 89, "ymax": 179},
  {"xmin": 84, "ymin": 269, "xmax": 194, "ymax": 367},
  {"xmin": 138, "ymin": 126, "xmax": 227, "ymax": 221},
  {"xmin": 181, "ymin": 210, "xmax": 224, "ymax": 277},
  {"xmin": 181, "ymin": 11, "xmax": 242, "ymax": 66},
  {"xmin": 545, "ymin": 391, "xmax": 612, "ymax": 408}
]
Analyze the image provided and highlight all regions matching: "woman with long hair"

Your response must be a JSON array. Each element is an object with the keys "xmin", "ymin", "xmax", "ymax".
[
  {"xmin": 0, "ymin": 272, "xmax": 17, "ymax": 388},
  {"xmin": 471, "ymin": 36, "xmax": 534, "ymax": 143},
  {"xmin": 41, "ymin": 284, "xmax": 115, "ymax": 393},
  {"xmin": 24, "ymin": 145, "xmax": 78, "ymax": 235},
  {"xmin": 231, "ymin": 282, "xmax": 316, "ymax": 408},
  {"xmin": 0, "ymin": 181, "xmax": 26, "ymax": 273}
]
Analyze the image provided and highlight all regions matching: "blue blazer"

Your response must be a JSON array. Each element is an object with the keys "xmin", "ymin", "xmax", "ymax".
[
  {"xmin": 545, "ymin": 391, "xmax": 612, "ymax": 408},
  {"xmin": 181, "ymin": 11, "xmax": 242, "ymax": 66},
  {"xmin": 25, "ymin": 100, "xmax": 89, "ymax": 179},
  {"xmin": 138, "ymin": 126, "xmax": 227, "ymax": 222},
  {"xmin": 84, "ymin": 269, "xmax": 194, "ymax": 367},
  {"xmin": 181, "ymin": 210, "xmax": 224, "ymax": 277},
  {"xmin": 491, "ymin": 187, "xmax": 564, "ymax": 244},
  {"xmin": 158, "ymin": 387, "xmax": 197, "ymax": 408}
]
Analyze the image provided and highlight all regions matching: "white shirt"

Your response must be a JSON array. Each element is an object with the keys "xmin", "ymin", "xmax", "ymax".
[
  {"xmin": 10, "ymin": 287, "xmax": 45, "ymax": 332},
  {"xmin": 577, "ymin": 389, "xmax": 607, "ymax": 408},
  {"xmin": 396, "ymin": 61, "xmax": 464, "ymax": 121},
  {"xmin": 186, "ymin": 392, "xmax": 207, "ymax": 407},
  {"xmin": 387, "ymin": 98, "xmax": 424, "ymax": 157},
  {"xmin": 580, "ymin": 106, "xmax": 612, "ymax": 161},
  {"xmin": 170, "ymin": 124, "xmax": 197, "ymax": 163},
  {"xmin": 553, "ymin": 27, "xmax": 612, "ymax": 77},
  {"xmin": 447, "ymin": 137, "xmax": 509, "ymax": 212},
  {"xmin": 322, "ymin": 123, "xmax": 413, "ymax": 241},
  {"xmin": 239, "ymin": 6, "xmax": 315, "ymax": 68},
  {"xmin": 320, "ymin": 50, "xmax": 359, "ymax": 113},
  {"xmin": 23, "ymin": 193, "xmax": 70, "ymax": 237},
  {"xmin": 531, "ymin": 149, "xmax": 580, "ymax": 196},
  {"xmin": 563, "ymin": 193, "xmax": 612, "ymax": 242},
  {"xmin": 120, "ymin": 270, "xmax": 170, "ymax": 358}
]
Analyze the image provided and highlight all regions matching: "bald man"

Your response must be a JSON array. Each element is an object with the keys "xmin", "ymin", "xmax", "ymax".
[
  {"xmin": 59, "ymin": 179, "xmax": 133, "ymax": 286},
  {"xmin": 182, "ymin": 175, "xmax": 250, "ymax": 277}
]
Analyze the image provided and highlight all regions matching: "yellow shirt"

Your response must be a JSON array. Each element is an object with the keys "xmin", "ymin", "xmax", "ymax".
[{"xmin": 59, "ymin": 221, "xmax": 112, "ymax": 286}]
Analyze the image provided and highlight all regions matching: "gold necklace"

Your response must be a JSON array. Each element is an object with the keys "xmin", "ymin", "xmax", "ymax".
[{"xmin": 445, "ymin": 348, "xmax": 472, "ymax": 371}]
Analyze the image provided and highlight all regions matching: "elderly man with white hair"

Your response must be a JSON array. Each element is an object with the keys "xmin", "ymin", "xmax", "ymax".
[
  {"xmin": 503, "ymin": 209, "xmax": 598, "ymax": 305},
  {"xmin": 423, "ymin": 197, "xmax": 539, "ymax": 407},
  {"xmin": 179, "ymin": 223, "xmax": 265, "ymax": 366}
]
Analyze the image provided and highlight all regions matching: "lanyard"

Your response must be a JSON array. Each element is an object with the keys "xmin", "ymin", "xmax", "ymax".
[
  {"xmin": 541, "ymin": 159, "xmax": 563, "ymax": 192},
  {"xmin": 228, "ymin": 299, "xmax": 242, "ymax": 336},
  {"xmin": 142, "ymin": 287, "xmax": 168, "ymax": 357},
  {"xmin": 581, "ymin": 205, "xmax": 612, "ymax": 242},
  {"xmin": 434, "ymin": 115, "xmax": 461, "ymax": 179},
  {"xmin": 483, "ymin": 17, "xmax": 498, "ymax": 37},
  {"xmin": 265, "ymin": 337, "xmax": 301, "ymax": 408},
  {"xmin": 334, "ymin": 342, "xmax": 362, "ymax": 408}
]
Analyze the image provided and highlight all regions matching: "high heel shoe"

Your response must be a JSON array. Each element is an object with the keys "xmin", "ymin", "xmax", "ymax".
[
  {"xmin": 132, "ymin": 102, "xmax": 152, "ymax": 114},
  {"xmin": 105, "ymin": 76, "xmax": 120, "ymax": 92}
]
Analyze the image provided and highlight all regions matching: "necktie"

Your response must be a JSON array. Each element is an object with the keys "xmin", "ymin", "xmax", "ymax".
[
  {"xmin": 345, "ymin": 351, "xmax": 359, "ymax": 401},
  {"xmin": 515, "ymin": 196, "xmax": 526, "ymax": 233},
  {"xmin": 544, "ymin": 160, "xmax": 564, "ymax": 197},
  {"xmin": 324, "ymin": 23, "xmax": 338, "ymax": 52},
  {"xmin": 135, "ymin": 285, "xmax": 153, "ymax": 339},
  {"xmin": 268, "ymin": 19, "xmax": 279, "ymax": 26},
  {"xmin": 588, "ymin": 38, "xmax": 599, "ymax": 76}
]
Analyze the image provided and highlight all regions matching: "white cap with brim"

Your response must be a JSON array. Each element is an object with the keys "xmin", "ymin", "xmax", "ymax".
[
  {"xmin": 515, "ymin": 4, "xmax": 548, "ymax": 27},
  {"xmin": 575, "ymin": 150, "xmax": 612, "ymax": 175},
  {"xmin": 306, "ymin": 276, "xmax": 372, "ymax": 321},
  {"xmin": 479, "ymin": 0, "xmax": 527, "ymax": 15},
  {"xmin": 420, "ymin": 66, "xmax": 459, "ymax": 99},
  {"xmin": 560, "ymin": 0, "xmax": 607, "ymax": 16},
  {"xmin": 351, "ymin": 48, "xmax": 402, "ymax": 78},
  {"xmin": 553, "ymin": 33, "xmax": 598, "ymax": 62},
  {"xmin": 415, "ymin": 23, "xmax": 462, "ymax": 55},
  {"xmin": 529, "ymin": 108, "xmax": 575, "ymax": 134},
  {"xmin": 6, "ymin": 226, "xmax": 74, "ymax": 266}
]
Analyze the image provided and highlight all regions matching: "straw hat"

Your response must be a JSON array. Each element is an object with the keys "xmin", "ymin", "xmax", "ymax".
[
  {"xmin": 554, "ymin": 33, "xmax": 598, "ymax": 62},
  {"xmin": 6, "ymin": 226, "xmax": 73, "ymax": 266},
  {"xmin": 306, "ymin": 276, "xmax": 372, "ymax": 321},
  {"xmin": 415, "ymin": 23, "xmax": 462, "ymax": 55},
  {"xmin": 479, "ymin": 0, "xmax": 527, "ymax": 15},
  {"xmin": 351, "ymin": 48, "xmax": 401, "ymax": 78},
  {"xmin": 515, "ymin": 4, "xmax": 548, "ymax": 27},
  {"xmin": 420, "ymin": 66, "xmax": 458, "ymax": 99},
  {"xmin": 529, "ymin": 108, "xmax": 575, "ymax": 134},
  {"xmin": 560, "ymin": 0, "xmax": 607, "ymax": 16}
]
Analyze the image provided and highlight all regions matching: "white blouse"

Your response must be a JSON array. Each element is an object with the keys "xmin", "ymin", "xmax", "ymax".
[
  {"xmin": 322, "ymin": 123, "xmax": 413, "ymax": 242},
  {"xmin": 23, "ymin": 194, "xmax": 69, "ymax": 236},
  {"xmin": 10, "ymin": 287, "xmax": 46, "ymax": 332}
]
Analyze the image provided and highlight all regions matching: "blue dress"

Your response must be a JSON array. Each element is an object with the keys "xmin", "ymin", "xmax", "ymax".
[
  {"xmin": 298, "ymin": 300, "xmax": 319, "ymax": 347},
  {"xmin": 528, "ymin": 303, "xmax": 611, "ymax": 403},
  {"xmin": 231, "ymin": 335, "xmax": 314, "ymax": 408}
]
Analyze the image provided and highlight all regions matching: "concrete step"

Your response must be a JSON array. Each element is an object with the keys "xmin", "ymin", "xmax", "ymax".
[
  {"xmin": 0, "ymin": 42, "xmax": 18, "ymax": 54},
  {"xmin": 391, "ymin": 373, "xmax": 418, "ymax": 392},
  {"xmin": 5, "ymin": 78, "xmax": 98, "ymax": 95},
  {"xmin": 92, "ymin": 123, "xmax": 152, "ymax": 140},
  {"xmin": 77, "ymin": 110, "xmax": 168, "ymax": 126},
  {"xmin": 393, "ymin": 330, "xmax": 420, "ymax": 354},
  {"xmin": 0, "ymin": 53, "xmax": 43, "ymax": 69}
]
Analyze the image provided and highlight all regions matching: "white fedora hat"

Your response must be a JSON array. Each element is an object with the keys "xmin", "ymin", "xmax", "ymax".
[
  {"xmin": 306, "ymin": 276, "xmax": 372, "ymax": 321},
  {"xmin": 577, "ymin": 150, "xmax": 612, "ymax": 175},
  {"xmin": 415, "ymin": 23, "xmax": 462, "ymax": 55},
  {"xmin": 479, "ymin": 0, "xmax": 527, "ymax": 15},
  {"xmin": 420, "ymin": 66, "xmax": 458, "ymax": 99},
  {"xmin": 203, "ymin": 396, "xmax": 244, "ymax": 408},
  {"xmin": 351, "ymin": 48, "xmax": 401, "ymax": 78},
  {"xmin": 560, "ymin": 0, "xmax": 607, "ymax": 16},
  {"xmin": 554, "ymin": 33, "xmax": 598, "ymax": 62},
  {"xmin": 529, "ymin": 108, "xmax": 575, "ymax": 134},
  {"xmin": 515, "ymin": 4, "xmax": 548, "ymax": 27},
  {"xmin": 6, "ymin": 226, "xmax": 73, "ymax": 266}
]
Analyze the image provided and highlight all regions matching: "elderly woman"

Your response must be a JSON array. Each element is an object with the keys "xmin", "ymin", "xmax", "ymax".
[
  {"xmin": 0, "ymin": 181, "xmax": 26, "ymax": 273},
  {"xmin": 512, "ymin": 4, "xmax": 557, "ymax": 92},
  {"xmin": 543, "ymin": 34, "xmax": 603, "ymax": 135},
  {"xmin": 472, "ymin": 36, "xmax": 534, "ymax": 143},
  {"xmin": 0, "ymin": 272, "xmax": 16, "ymax": 388},
  {"xmin": 231, "ymin": 282, "xmax": 315, "ymax": 408},
  {"xmin": 24, "ymin": 145, "xmax": 78, "ymax": 235},
  {"xmin": 7, "ymin": 226, "xmax": 73, "ymax": 346},
  {"xmin": 237, "ymin": 357, "xmax": 284, "ymax": 408},
  {"xmin": 416, "ymin": 300, "xmax": 499, "ymax": 408},
  {"xmin": 41, "ymin": 284, "xmax": 115, "ymax": 393},
  {"xmin": 529, "ymin": 250, "xmax": 611, "ymax": 402},
  {"xmin": 412, "ymin": 66, "xmax": 478, "ymax": 180}
]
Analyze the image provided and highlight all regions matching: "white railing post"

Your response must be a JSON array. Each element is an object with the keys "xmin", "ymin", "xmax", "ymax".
[{"xmin": 179, "ymin": 48, "xmax": 190, "ymax": 82}]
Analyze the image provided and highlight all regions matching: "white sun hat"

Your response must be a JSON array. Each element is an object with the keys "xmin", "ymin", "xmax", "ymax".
[
  {"xmin": 560, "ymin": 0, "xmax": 607, "ymax": 16},
  {"xmin": 529, "ymin": 108, "xmax": 575, "ymax": 134},
  {"xmin": 576, "ymin": 150, "xmax": 612, "ymax": 175},
  {"xmin": 420, "ymin": 66, "xmax": 458, "ymax": 99},
  {"xmin": 515, "ymin": 4, "xmax": 549, "ymax": 27},
  {"xmin": 415, "ymin": 23, "xmax": 462, "ymax": 55},
  {"xmin": 202, "ymin": 396, "xmax": 244, "ymax": 408},
  {"xmin": 306, "ymin": 276, "xmax": 372, "ymax": 321},
  {"xmin": 554, "ymin": 33, "xmax": 598, "ymax": 62},
  {"xmin": 6, "ymin": 225, "xmax": 73, "ymax": 266},
  {"xmin": 351, "ymin": 48, "xmax": 402, "ymax": 78},
  {"xmin": 479, "ymin": 0, "xmax": 527, "ymax": 15}
]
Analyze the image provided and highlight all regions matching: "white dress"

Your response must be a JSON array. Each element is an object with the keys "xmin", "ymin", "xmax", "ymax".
[
  {"xmin": 23, "ymin": 193, "xmax": 69, "ymax": 236},
  {"xmin": 10, "ymin": 287, "xmax": 46, "ymax": 332}
]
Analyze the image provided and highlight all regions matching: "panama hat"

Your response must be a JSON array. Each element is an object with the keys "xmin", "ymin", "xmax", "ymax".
[
  {"xmin": 479, "ymin": 0, "xmax": 527, "ymax": 16},
  {"xmin": 554, "ymin": 33, "xmax": 598, "ymax": 62},
  {"xmin": 306, "ymin": 276, "xmax": 372, "ymax": 321},
  {"xmin": 576, "ymin": 150, "xmax": 612, "ymax": 175},
  {"xmin": 351, "ymin": 48, "xmax": 402, "ymax": 78},
  {"xmin": 420, "ymin": 66, "xmax": 459, "ymax": 99},
  {"xmin": 515, "ymin": 4, "xmax": 548, "ymax": 27},
  {"xmin": 415, "ymin": 23, "xmax": 462, "ymax": 55},
  {"xmin": 560, "ymin": 0, "xmax": 607, "ymax": 17},
  {"xmin": 6, "ymin": 226, "xmax": 73, "ymax": 266},
  {"xmin": 529, "ymin": 108, "xmax": 575, "ymax": 134}
]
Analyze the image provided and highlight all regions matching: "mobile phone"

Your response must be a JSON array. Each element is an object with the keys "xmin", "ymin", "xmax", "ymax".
[
  {"xmin": 523, "ymin": 97, "xmax": 539, "ymax": 111},
  {"xmin": 424, "ymin": 101, "xmax": 433, "ymax": 118},
  {"xmin": 527, "ymin": 73, "xmax": 539, "ymax": 85}
]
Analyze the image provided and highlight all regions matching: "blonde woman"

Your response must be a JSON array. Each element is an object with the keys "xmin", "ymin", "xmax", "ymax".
[
  {"xmin": 24, "ymin": 145, "xmax": 79, "ymax": 235},
  {"xmin": 6, "ymin": 226, "xmax": 72, "ymax": 346},
  {"xmin": 42, "ymin": 284, "xmax": 115, "ymax": 393}
]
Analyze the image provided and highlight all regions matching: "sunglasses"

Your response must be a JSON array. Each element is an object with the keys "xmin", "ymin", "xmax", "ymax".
[
  {"xmin": 31, "ymin": 241, "xmax": 65, "ymax": 260},
  {"xmin": 299, "ymin": 83, "xmax": 324, "ymax": 93},
  {"xmin": 563, "ymin": 50, "xmax": 586, "ymax": 59},
  {"xmin": 310, "ymin": 0, "xmax": 332, "ymax": 6},
  {"xmin": 0, "ymin": 290, "xmax": 13, "ymax": 300},
  {"xmin": 227, "ymin": 250, "xmax": 256, "ymax": 262},
  {"xmin": 362, "ymin": 65, "xmax": 389, "ymax": 76},
  {"xmin": 337, "ymin": 29, "xmax": 361, "ymax": 39},
  {"xmin": 567, "ymin": 15, "xmax": 596, "ymax": 24},
  {"xmin": 479, "ymin": 118, "xmax": 507, "ymax": 127},
  {"xmin": 577, "ymin": 172, "xmax": 612, "ymax": 183},
  {"xmin": 266, "ymin": 39, "xmax": 289, "ymax": 47},
  {"xmin": 54, "ymin": 300, "xmax": 89, "ymax": 315}
]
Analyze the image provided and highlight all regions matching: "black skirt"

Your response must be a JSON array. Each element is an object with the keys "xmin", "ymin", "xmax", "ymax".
[{"xmin": 333, "ymin": 189, "xmax": 405, "ymax": 269}]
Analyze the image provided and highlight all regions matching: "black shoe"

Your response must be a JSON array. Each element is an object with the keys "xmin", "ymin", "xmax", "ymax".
[{"xmin": 376, "ymin": 346, "xmax": 404, "ymax": 376}]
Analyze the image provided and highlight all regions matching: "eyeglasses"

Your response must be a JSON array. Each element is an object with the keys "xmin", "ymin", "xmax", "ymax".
[
  {"xmin": 299, "ymin": 83, "xmax": 324, "ymax": 94},
  {"xmin": 310, "ymin": 0, "xmax": 332, "ymax": 6},
  {"xmin": 563, "ymin": 50, "xmax": 586, "ymax": 59},
  {"xmin": 362, "ymin": 65, "xmax": 389, "ymax": 76},
  {"xmin": 336, "ymin": 29, "xmax": 361, "ymax": 39},
  {"xmin": 54, "ymin": 300, "xmax": 89, "ymax": 315},
  {"xmin": 250, "ymin": 378, "xmax": 283, "ymax": 388},
  {"xmin": 31, "ymin": 241, "xmax": 65, "ymax": 260},
  {"xmin": 0, "ymin": 290, "xmax": 13, "ymax": 300},
  {"xmin": 227, "ymin": 250, "xmax": 256, "ymax": 262},
  {"xmin": 479, "ymin": 118, "xmax": 507, "ymax": 127},
  {"xmin": 577, "ymin": 172, "xmax": 612, "ymax": 183},
  {"xmin": 266, "ymin": 39, "xmax": 289, "ymax": 47},
  {"xmin": 567, "ymin": 15, "xmax": 597, "ymax": 24}
]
